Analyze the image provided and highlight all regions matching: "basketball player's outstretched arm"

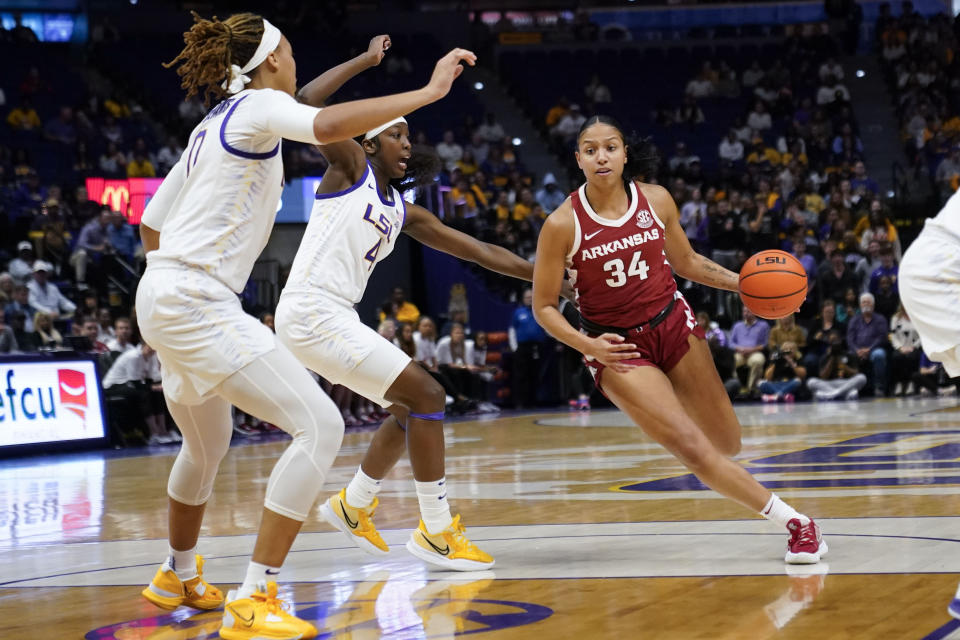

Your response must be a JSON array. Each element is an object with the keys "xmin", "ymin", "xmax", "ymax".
[
  {"xmin": 532, "ymin": 204, "xmax": 641, "ymax": 373},
  {"xmin": 308, "ymin": 48, "xmax": 476, "ymax": 144},
  {"xmin": 644, "ymin": 184, "xmax": 740, "ymax": 292},
  {"xmin": 298, "ymin": 35, "xmax": 418, "ymax": 187},
  {"xmin": 404, "ymin": 203, "xmax": 556, "ymax": 288},
  {"xmin": 296, "ymin": 35, "xmax": 391, "ymax": 107}
]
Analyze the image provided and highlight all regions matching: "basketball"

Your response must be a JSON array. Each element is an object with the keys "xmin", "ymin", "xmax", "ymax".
[{"xmin": 738, "ymin": 250, "xmax": 808, "ymax": 320}]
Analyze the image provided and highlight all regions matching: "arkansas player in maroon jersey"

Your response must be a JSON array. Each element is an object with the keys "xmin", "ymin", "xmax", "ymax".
[{"xmin": 533, "ymin": 115, "xmax": 826, "ymax": 564}]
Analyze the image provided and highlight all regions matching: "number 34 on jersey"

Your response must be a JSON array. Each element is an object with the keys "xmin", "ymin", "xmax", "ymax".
[{"xmin": 603, "ymin": 250, "xmax": 649, "ymax": 288}]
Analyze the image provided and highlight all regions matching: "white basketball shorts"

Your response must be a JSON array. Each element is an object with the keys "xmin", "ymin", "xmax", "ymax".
[
  {"xmin": 275, "ymin": 290, "xmax": 411, "ymax": 407},
  {"xmin": 899, "ymin": 223, "xmax": 960, "ymax": 377},
  {"xmin": 136, "ymin": 262, "xmax": 276, "ymax": 405}
]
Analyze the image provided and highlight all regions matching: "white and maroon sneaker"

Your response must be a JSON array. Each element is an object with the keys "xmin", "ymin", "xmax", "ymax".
[{"xmin": 785, "ymin": 518, "xmax": 828, "ymax": 564}]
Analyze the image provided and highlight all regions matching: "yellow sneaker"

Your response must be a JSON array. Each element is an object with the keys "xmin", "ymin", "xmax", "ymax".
[
  {"xmin": 319, "ymin": 488, "xmax": 389, "ymax": 556},
  {"xmin": 141, "ymin": 554, "xmax": 224, "ymax": 611},
  {"xmin": 405, "ymin": 514, "xmax": 495, "ymax": 571},
  {"xmin": 220, "ymin": 582, "xmax": 317, "ymax": 640}
]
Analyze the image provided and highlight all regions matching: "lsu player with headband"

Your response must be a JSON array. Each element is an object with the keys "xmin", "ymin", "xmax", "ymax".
[
  {"xmin": 135, "ymin": 12, "xmax": 475, "ymax": 638},
  {"xmin": 531, "ymin": 115, "xmax": 827, "ymax": 565},
  {"xmin": 898, "ymin": 190, "xmax": 960, "ymax": 618},
  {"xmin": 276, "ymin": 38, "xmax": 551, "ymax": 571}
]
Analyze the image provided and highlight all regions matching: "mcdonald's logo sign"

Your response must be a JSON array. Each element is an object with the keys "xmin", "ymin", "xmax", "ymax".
[{"xmin": 85, "ymin": 177, "xmax": 163, "ymax": 225}]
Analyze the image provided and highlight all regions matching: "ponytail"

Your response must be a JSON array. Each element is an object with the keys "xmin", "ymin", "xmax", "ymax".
[
  {"xmin": 163, "ymin": 11, "xmax": 264, "ymax": 107},
  {"xmin": 397, "ymin": 144, "xmax": 442, "ymax": 193},
  {"xmin": 364, "ymin": 135, "xmax": 441, "ymax": 194}
]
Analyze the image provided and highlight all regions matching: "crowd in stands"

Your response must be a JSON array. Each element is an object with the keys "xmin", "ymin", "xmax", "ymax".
[
  {"xmin": 875, "ymin": 2, "xmax": 960, "ymax": 204},
  {"xmin": 0, "ymin": 19, "xmax": 549, "ymax": 444},
  {"xmin": 486, "ymin": 16, "xmax": 958, "ymax": 401},
  {"xmin": 372, "ymin": 288, "xmax": 501, "ymax": 420},
  {"xmin": 4, "ymin": 11, "xmax": 960, "ymax": 454},
  {"xmin": 429, "ymin": 112, "xmax": 563, "ymax": 273},
  {"xmin": 665, "ymin": 19, "xmax": 959, "ymax": 401}
]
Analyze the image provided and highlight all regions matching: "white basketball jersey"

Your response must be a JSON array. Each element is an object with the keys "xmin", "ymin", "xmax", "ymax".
[
  {"xmin": 284, "ymin": 163, "xmax": 405, "ymax": 305},
  {"xmin": 930, "ymin": 188, "xmax": 960, "ymax": 239},
  {"xmin": 146, "ymin": 89, "xmax": 286, "ymax": 293}
]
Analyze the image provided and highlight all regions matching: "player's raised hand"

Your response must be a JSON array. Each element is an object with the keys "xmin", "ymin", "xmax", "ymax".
[
  {"xmin": 425, "ymin": 48, "xmax": 477, "ymax": 100},
  {"xmin": 587, "ymin": 333, "xmax": 640, "ymax": 374},
  {"xmin": 366, "ymin": 35, "xmax": 391, "ymax": 66}
]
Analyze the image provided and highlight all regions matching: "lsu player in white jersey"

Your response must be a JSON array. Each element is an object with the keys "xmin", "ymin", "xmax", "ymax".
[
  {"xmin": 898, "ymin": 189, "xmax": 960, "ymax": 620},
  {"xmin": 135, "ymin": 12, "xmax": 476, "ymax": 638},
  {"xmin": 276, "ymin": 40, "xmax": 552, "ymax": 571}
]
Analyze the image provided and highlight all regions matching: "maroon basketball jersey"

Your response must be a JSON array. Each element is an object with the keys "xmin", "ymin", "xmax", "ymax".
[{"xmin": 567, "ymin": 181, "xmax": 677, "ymax": 327}]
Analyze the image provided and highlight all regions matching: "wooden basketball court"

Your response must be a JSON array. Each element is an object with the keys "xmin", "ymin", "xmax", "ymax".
[{"xmin": 4, "ymin": 397, "xmax": 960, "ymax": 638}]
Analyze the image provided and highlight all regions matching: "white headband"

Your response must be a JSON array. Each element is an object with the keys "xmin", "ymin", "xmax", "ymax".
[
  {"xmin": 222, "ymin": 18, "xmax": 283, "ymax": 95},
  {"xmin": 364, "ymin": 117, "xmax": 407, "ymax": 140}
]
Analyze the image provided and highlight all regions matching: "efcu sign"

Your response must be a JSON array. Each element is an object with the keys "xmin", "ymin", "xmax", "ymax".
[{"xmin": 85, "ymin": 177, "xmax": 163, "ymax": 225}]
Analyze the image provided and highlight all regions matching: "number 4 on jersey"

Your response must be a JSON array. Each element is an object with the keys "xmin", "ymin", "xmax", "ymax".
[
  {"xmin": 364, "ymin": 238, "xmax": 382, "ymax": 269},
  {"xmin": 603, "ymin": 250, "xmax": 649, "ymax": 288}
]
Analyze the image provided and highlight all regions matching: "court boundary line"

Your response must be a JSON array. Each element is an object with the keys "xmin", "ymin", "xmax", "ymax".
[
  {"xmin": 5, "ymin": 530, "xmax": 960, "ymax": 587},
  {"xmin": 7, "ymin": 573, "xmax": 960, "ymax": 590},
  {"xmin": 7, "ymin": 514, "xmax": 960, "ymax": 547}
]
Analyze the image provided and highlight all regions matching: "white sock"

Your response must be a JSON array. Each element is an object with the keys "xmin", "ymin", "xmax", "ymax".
[
  {"xmin": 415, "ymin": 477, "xmax": 453, "ymax": 535},
  {"xmin": 761, "ymin": 493, "xmax": 810, "ymax": 528},
  {"xmin": 237, "ymin": 561, "xmax": 278, "ymax": 599},
  {"xmin": 168, "ymin": 545, "xmax": 197, "ymax": 581},
  {"xmin": 345, "ymin": 466, "xmax": 382, "ymax": 509}
]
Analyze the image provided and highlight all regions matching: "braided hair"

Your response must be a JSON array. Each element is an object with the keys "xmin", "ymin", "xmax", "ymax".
[
  {"xmin": 163, "ymin": 11, "xmax": 264, "ymax": 107},
  {"xmin": 577, "ymin": 114, "xmax": 660, "ymax": 183}
]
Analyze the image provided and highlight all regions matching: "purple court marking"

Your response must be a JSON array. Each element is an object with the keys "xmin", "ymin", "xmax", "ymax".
[
  {"xmin": 84, "ymin": 598, "xmax": 553, "ymax": 639},
  {"xmin": 749, "ymin": 431, "xmax": 960, "ymax": 465},
  {"xmin": 921, "ymin": 619, "xmax": 960, "ymax": 640},
  {"xmin": 624, "ymin": 474, "xmax": 960, "ymax": 491},
  {"xmin": 622, "ymin": 430, "xmax": 960, "ymax": 491}
]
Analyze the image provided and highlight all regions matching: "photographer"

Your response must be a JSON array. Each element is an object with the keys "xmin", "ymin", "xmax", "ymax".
[
  {"xmin": 806, "ymin": 331, "xmax": 868, "ymax": 401},
  {"xmin": 759, "ymin": 341, "xmax": 807, "ymax": 402}
]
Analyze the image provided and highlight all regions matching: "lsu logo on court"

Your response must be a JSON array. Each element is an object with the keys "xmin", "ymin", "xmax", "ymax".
[
  {"xmin": 85, "ymin": 592, "xmax": 553, "ymax": 639},
  {"xmin": 618, "ymin": 431, "xmax": 960, "ymax": 492}
]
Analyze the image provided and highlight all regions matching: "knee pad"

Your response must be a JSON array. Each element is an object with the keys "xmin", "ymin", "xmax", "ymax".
[
  {"xmin": 265, "ymin": 412, "xmax": 345, "ymax": 521},
  {"xmin": 280, "ymin": 392, "xmax": 345, "ymax": 476},
  {"xmin": 167, "ymin": 439, "xmax": 230, "ymax": 505}
]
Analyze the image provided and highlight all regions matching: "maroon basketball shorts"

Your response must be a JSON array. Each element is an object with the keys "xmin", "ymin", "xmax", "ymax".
[{"xmin": 584, "ymin": 294, "xmax": 706, "ymax": 390}]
